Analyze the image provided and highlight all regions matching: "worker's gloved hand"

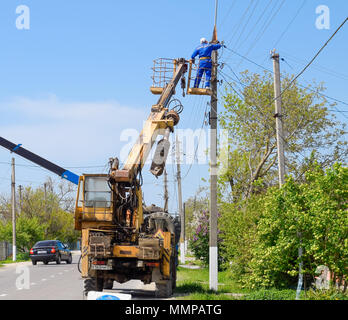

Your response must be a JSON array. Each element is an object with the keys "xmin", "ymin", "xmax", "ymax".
[{"xmin": 191, "ymin": 59, "xmax": 195, "ymax": 65}]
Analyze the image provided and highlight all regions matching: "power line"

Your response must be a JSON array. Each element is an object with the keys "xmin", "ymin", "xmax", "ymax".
[
  {"xmin": 279, "ymin": 57, "xmax": 348, "ymax": 120},
  {"xmin": 218, "ymin": 72, "xmax": 319, "ymax": 176},
  {"xmin": 181, "ymin": 100, "xmax": 209, "ymax": 181},
  {"xmin": 271, "ymin": 0, "xmax": 307, "ymax": 50},
  {"xmin": 223, "ymin": 47, "xmax": 348, "ymax": 109},
  {"xmin": 280, "ymin": 17, "xmax": 348, "ymax": 99},
  {"xmin": 237, "ymin": 0, "xmax": 286, "ymax": 66},
  {"xmin": 0, "ymin": 161, "xmax": 106, "ymax": 169},
  {"xmin": 232, "ymin": 0, "xmax": 260, "ymax": 49},
  {"xmin": 234, "ymin": 0, "xmax": 273, "ymax": 52},
  {"xmin": 279, "ymin": 50, "xmax": 348, "ymax": 82},
  {"xmin": 219, "ymin": 0, "xmax": 236, "ymax": 29},
  {"xmin": 218, "ymin": 66, "xmax": 346, "ymax": 165},
  {"xmin": 224, "ymin": 0, "xmax": 255, "ymax": 47}
]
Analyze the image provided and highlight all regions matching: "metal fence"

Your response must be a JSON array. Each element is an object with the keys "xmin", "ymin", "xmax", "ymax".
[{"xmin": 0, "ymin": 242, "xmax": 12, "ymax": 261}]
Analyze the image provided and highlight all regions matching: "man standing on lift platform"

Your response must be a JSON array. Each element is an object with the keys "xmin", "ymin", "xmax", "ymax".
[{"xmin": 191, "ymin": 37, "xmax": 221, "ymax": 89}]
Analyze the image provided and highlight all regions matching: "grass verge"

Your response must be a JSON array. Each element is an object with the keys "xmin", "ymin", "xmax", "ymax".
[
  {"xmin": 0, "ymin": 253, "xmax": 30, "ymax": 267},
  {"xmin": 174, "ymin": 266, "xmax": 248, "ymax": 300},
  {"xmin": 174, "ymin": 266, "xmax": 347, "ymax": 300}
]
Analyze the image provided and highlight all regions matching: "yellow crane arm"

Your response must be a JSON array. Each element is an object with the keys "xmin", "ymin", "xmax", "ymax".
[{"xmin": 110, "ymin": 58, "xmax": 187, "ymax": 183}]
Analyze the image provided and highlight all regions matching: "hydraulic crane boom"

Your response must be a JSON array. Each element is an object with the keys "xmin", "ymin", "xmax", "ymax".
[
  {"xmin": 0, "ymin": 136, "xmax": 79, "ymax": 185},
  {"xmin": 109, "ymin": 58, "xmax": 187, "ymax": 183}
]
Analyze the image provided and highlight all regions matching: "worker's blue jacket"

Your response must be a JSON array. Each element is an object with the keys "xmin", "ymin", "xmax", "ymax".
[
  {"xmin": 191, "ymin": 42, "xmax": 221, "ymax": 88},
  {"xmin": 191, "ymin": 42, "xmax": 222, "ymax": 61}
]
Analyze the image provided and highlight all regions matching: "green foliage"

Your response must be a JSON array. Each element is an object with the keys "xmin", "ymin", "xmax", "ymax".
[
  {"xmin": 220, "ymin": 163, "xmax": 347, "ymax": 291},
  {"xmin": 182, "ymin": 188, "xmax": 209, "ymax": 241},
  {"xmin": 304, "ymin": 288, "xmax": 348, "ymax": 300},
  {"xmin": 16, "ymin": 251, "xmax": 30, "ymax": 261},
  {"xmin": 219, "ymin": 70, "xmax": 347, "ymax": 201},
  {"xmin": 219, "ymin": 195, "xmax": 261, "ymax": 280},
  {"xmin": 0, "ymin": 179, "xmax": 79, "ymax": 252},
  {"xmin": 244, "ymin": 288, "xmax": 297, "ymax": 300},
  {"xmin": 175, "ymin": 266, "xmax": 247, "ymax": 300},
  {"xmin": 0, "ymin": 216, "xmax": 46, "ymax": 253},
  {"xmin": 189, "ymin": 210, "xmax": 226, "ymax": 270},
  {"xmin": 190, "ymin": 210, "xmax": 210, "ymax": 266}
]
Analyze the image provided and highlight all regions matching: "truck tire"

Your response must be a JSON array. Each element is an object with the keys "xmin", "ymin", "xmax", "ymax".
[
  {"xmin": 171, "ymin": 257, "xmax": 177, "ymax": 290},
  {"xmin": 83, "ymin": 277, "xmax": 104, "ymax": 298},
  {"xmin": 103, "ymin": 279, "xmax": 114, "ymax": 290},
  {"xmin": 147, "ymin": 212, "xmax": 181, "ymax": 245},
  {"xmin": 155, "ymin": 280, "xmax": 172, "ymax": 298}
]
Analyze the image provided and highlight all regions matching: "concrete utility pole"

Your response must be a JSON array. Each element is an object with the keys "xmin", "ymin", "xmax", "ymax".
[
  {"xmin": 163, "ymin": 168, "xmax": 168, "ymax": 212},
  {"xmin": 11, "ymin": 158, "xmax": 16, "ymax": 261},
  {"xmin": 209, "ymin": 0, "xmax": 219, "ymax": 292},
  {"xmin": 176, "ymin": 134, "xmax": 185, "ymax": 264},
  {"xmin": 272, "ymin": 52, "xmax": 285, "ymax": 187},
  {"xmin": 273, "ymin": 51, "xmax": 303, "ymax": 298},
  {"xmin": 183, "ymin": 202, "xmax": 187, "ymax": 252}
]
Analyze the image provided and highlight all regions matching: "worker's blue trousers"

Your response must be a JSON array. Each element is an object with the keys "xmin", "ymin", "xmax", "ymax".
[{"xmin": 194, "ymin": 60, "xmax": 212, "ymax": 88}]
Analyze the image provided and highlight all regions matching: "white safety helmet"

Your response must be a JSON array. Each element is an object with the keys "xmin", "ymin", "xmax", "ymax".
[{"xmin": 200, "ymin": 37, "xmax": 208, "ymax": 44}]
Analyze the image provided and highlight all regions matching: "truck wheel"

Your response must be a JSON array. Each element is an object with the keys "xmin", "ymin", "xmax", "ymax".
[
  {"xmin": 155, "ymin": 280, "xmax": 172, "ymax": 298},
  {"xmin": 103, "ymin": 279, "xmax": 114, "ymax": 290},
  {"xmin": 83, "ymin": 277, "xmax": 104, "ymax": 298},
  {"xmin": 171, "ymin": 258, "xmax": 177, "ymax": 290}
]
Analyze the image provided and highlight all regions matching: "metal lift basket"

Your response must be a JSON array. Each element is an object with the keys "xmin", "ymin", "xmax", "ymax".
[{"xmin": 150, "ymin": 58, "xmax": 212, "ymax": 96}]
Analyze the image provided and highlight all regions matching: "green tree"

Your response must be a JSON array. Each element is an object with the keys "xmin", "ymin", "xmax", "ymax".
[
  {"xmin": 182, "ymin": 187, "xmax": 209, "ymax": 242},
  {"xmin": 219, "ymin": 195, "xmax": 262, "ymax": 280},
  {"xmin": 0, "ymin": 216, "xmax": 46, "ymax": 253},
  {"xmin": 190, "ymin": 209, "xmax": 226, "ymax": 270},
  {"xmin": 219, "ymin": 70, "xmax": 347, "ymax": 201},
  {"xmin": 244, "ymin": 163, "xmax": 347, "ymax": 289},
  {"xmin": 0, "ymin": 178, "xmax": 79, "ymax": 249}
]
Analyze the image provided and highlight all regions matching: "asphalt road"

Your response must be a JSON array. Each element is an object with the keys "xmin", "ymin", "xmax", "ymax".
[{"xmin": 0, "ymin": 252, "xmax": 159, "ymax": 300}]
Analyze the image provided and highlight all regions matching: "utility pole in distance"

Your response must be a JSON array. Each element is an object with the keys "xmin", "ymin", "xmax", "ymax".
[
  {"xmin": 183, "ymin": 202, "xmax": 187, "ymax": 253},
  {"xmin": 176, "ymin": 134, "xmax": 185, "ymax": 264},
  {"xmin": 209, "ymin": 0, "xmax": 219, "ymax": 292},
  {"xmin": 163, "ymin": 168, "xmax": 168, "ymax": 212},
  {"xmin": 272, "ymin": 51, "xmax": 285, "ymax": 187},
  {"xmin": 11, "ymin": 158, "xmax": 16, "ymax": 261}
]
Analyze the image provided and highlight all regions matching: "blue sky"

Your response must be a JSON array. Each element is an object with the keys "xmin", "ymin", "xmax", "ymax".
[{"xmin": 0, "ymin": 0, "xmax": 347, "ymax": 213}]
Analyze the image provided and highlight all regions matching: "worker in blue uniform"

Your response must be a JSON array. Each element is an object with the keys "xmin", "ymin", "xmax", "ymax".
[{"xmin": 191, "ymin": 38, "xmax": 222, "ymax": 88}]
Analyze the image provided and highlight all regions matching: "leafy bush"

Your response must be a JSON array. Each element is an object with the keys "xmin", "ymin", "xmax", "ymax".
[
  {"xmin": 189, "ymin": 210, "xmax": 225, "ymax": 269},
  {"xmin": 0, "ymin": 216, "xmax": 46, "ymax": 253},
  {"xmin": 245, "ymin": 288, "xmax": 297, "ymax": 300},
  {"xmin": 190, "ymin": 210, "xmax": 210, "ymax": 266},
  {"xmin": 220, "ymin": 163, "xmax": 348, "ymax": 290},
  {"xmin": 16, "ymin": 252, "xmax": 30, "ymax": 261},
  {"xmin": 219, "ymin": 195, "xmax": 262, "ymax": 282},
  {"xmin": 304, "ymin": 288, "xmax": 348, "ymax": 300}
]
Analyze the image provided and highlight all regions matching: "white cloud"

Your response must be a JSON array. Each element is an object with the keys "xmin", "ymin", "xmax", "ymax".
[{"xmin": 0, "ymin": 95, "xmax": 148, "ymax": 166}]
